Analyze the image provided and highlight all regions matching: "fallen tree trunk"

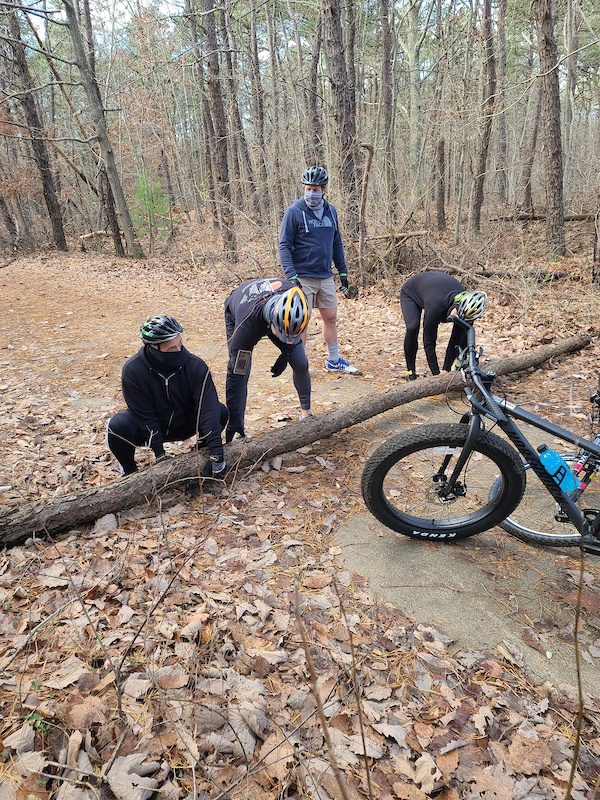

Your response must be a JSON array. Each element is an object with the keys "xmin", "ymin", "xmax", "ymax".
[{"xmin": 0, "ymin": 334, "xmax": 591, "ymax": 544}]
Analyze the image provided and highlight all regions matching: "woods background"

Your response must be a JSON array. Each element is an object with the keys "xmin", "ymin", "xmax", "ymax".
[{"xmin": 0, "ymin": 0, "xmax": 598, "ymax": 265}]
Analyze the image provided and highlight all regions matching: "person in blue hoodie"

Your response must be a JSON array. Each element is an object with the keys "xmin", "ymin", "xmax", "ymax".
[
  {"xmin": 107, "ymin": 315, "xmax": 228, "ymax": 477},
  {"xmin": 278, "ymin": 165, "xmax": 358, "ymax": 374}
]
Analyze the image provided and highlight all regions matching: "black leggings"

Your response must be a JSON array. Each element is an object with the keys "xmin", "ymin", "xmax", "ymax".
[
  {"xmin": 106, "ymin": 405, "xmax": 228, "ymax": 475},
  {"xmin": 400, "ymin": 295, "xmax": 423, "ymax": 374}
]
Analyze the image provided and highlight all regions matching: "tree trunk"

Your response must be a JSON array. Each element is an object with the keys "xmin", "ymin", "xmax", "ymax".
[
  {"xmin": 220, "ymin": 4, "xmax": 256, "ymax": 214},
  {"xmin": 62, "ymin": 0, "xmax": 145, "ymax": 258},
  {"xmin": 496, "ymin": 0, "xmax": 508, "ymax": 205},
  {"xmin": 593, "ymin": 208, "xmax": 600, "ymax": 284},
  {"xmin": 249, "ymin": 2, "xmax": 270, "ymax": 218},
  {"xmin": 7, "ymin": 8, "xmax": 67, "ymax": 251},
  {"xmin": 379, "ymin": 0, "xmax": 397, "ymax": 228},
  {"xmin": 101, "ymin": 170, "xmax": 125, "ymax": 256},
  {"xmin": 184, "ymin": 0, "xmax": 218, "ymax": 229},
  {"xmin": 358, "ymin": 143, "xmax": 374, "ymax": 287},
  {"xmin": 202, "ymin": 0, "xmax": 237, "ymax": 261},
  {"xmin": 265, "ymin": 5, "xmax": 285, "ymax": 218},
  {"xmin": 562, "ymin": 0, "xmax": 579, "ymax": 203},
  {"xmin": 0, "ymin": 334, "xmax": 591, "ymax": 544},
  {"xmin": 469, "ymin": 0, "xmax": 496, "ymax": 234},
  {"xmin": 0, "ymin": 194, "xmax": 18, "ymax": 243},
  {"xmin": 521, "ymin": 84, "xmax": 543, "ymax": 215},
  {"xmin": 532, "ymin": 0, "xmax": 565, "ymax": 256},
  {"xmin": 436, "ymin": 138, "xmax": 446, "ymax": 230},
  {"xmin": 322, "ymin": 0, "xmax": 360, "ymax": 236}
]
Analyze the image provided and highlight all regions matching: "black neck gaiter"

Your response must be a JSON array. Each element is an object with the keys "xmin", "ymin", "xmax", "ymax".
[{"xmin": 146, "ymin": 345, "xmax": 186, "ymax": 374}]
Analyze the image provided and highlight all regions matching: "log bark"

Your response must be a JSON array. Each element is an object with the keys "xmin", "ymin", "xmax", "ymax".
[{"xmin": 0, "ymin": 334, "xmax": 591, "ymax": 544}]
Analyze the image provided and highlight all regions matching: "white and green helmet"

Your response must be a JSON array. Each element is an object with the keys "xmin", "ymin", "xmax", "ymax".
[{"xmin": 140, "ymin": 315, "xmax": 183, "ymax": 347}]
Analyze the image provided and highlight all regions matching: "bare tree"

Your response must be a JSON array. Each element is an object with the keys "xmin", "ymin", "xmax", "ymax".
[
  {"xmin": 62, "ymin": 0, "xmax": 144, "ymax": 257},
  {"xmin": 379, "ymin": 0, "xmax": 397, "ymax": 226},
  {"xmin": 6, "ymin": 6, "xmax": 67, "ymax": 250},
  {"xmin": 521, "ymin": 84, "xmax": 543, "ymax": 215},
  {"xmin": 281, "ymin": 2, "xmax": 325, "ymax": 168},
  {"xmin": 436, "ymin": 138, "xmax": 446, "ymax": 230},
  {"xmin": 496, "ymin": 0, "xmax": 509, "ymax": 205},
  {"xmin": 532, "ymin": 0, "xmax": 565, "ymax": 256},
  {"xmin": 562, "ymin": 0, "xmax": 580, "ymax": 203},
  {"xmin": 594, "ymin": 206, "xmax": 600, "ymax": 283},
  {"xmin": 0, "ymin": 194, "xmax": 17, "ymax": 245},
  {"xmin": 248, "ymin": 1, "xmax": 270, "ymax": 218},
  {"xmin": 321, "ymin": 0, "xmax": 360, "ymax": 236},
  {"xmin": 220, "ymin": 3, "xmax": 257, "ymax": 214},
  {"xmin": 184, "ymin": 0, "xmax": 218, "ymax": 227},
  {"xmin": 469, "ymin": 0, "xmax": 497, "ymax": 234},
  {"xmin": 202, "ymin": 0, "xmax": 237, "ymax": 260}
]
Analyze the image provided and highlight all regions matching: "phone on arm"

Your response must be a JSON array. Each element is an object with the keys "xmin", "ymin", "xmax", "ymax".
[{"xmin": 233, "ymin": 349, "xmax": 251, "ymax": 375}]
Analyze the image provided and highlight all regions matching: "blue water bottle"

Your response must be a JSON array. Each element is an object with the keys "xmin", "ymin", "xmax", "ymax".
[{"xmin": 537, "ymin": 445, "xmax": 579, "ymax": 492}]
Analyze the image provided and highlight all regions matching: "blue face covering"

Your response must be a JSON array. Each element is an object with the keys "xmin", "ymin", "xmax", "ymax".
[{"xmin": 304, "ymin": 190, "xmax": 324, "ymax": 209}]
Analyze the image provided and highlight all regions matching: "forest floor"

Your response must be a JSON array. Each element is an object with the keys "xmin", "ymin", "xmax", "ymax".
[{"xmin": 1, "ymin": 215, "xmax": 600, "ymax": 799}]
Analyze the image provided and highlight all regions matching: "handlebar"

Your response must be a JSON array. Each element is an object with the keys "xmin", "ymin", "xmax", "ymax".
[
  {"xmin": 448, "ymin": 314, "xmax": 480, "ymax": 376},
  {"xmin": 449, "ymin": 315, "xmax": 506, "ymax": 421}
]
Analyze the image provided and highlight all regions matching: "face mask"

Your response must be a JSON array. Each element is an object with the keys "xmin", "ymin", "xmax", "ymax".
[
  {"xmin": 147, "ymin": 346, "xmax": 185, "ymax": 371},
  {"xmin": 304, "ymin": 190, "xmax": 323, "ymax": 209}
]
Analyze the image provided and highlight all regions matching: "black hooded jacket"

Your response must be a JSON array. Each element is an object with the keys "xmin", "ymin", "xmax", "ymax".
[{"xmin": 121, "ymin": 345, "xmax": 224, "ymax": 460}]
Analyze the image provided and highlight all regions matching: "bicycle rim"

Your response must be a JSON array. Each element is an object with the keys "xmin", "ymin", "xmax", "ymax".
[
  {"xmin": 495, "ymin": 454, "xmax": 599, "ymax": 546},
  {"xmin": 362, "ymin": 424, "xmax": 526, "ymax": 540}
]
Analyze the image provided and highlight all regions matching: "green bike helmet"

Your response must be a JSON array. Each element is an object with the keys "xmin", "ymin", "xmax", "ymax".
[{"xmin": 140, "ymin": 315, "xmax": 183, "ymax": 348}]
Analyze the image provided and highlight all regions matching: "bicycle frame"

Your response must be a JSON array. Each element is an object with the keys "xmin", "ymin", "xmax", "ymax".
[{"xmin": 450, "ymin": 316, "xmax": 600, "ymax": 551}]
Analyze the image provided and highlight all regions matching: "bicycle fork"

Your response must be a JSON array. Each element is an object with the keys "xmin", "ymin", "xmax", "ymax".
[{"xmin": 436, "ymin": 415, "xmax": 482, "ymax": 499}]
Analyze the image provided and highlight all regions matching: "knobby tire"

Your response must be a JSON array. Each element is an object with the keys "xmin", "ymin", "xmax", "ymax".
[
  {"xmin": 362, "ymin": 423, "xmax": 526, "ymax": 541},
  {"xmin": 494, "ymin": 454, "xmax": 599, "ymax": 546}
]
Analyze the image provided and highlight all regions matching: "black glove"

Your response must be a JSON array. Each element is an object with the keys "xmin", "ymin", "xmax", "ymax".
[
  {"xmin": 339, "ymin": 273, "xmax": 349, "ymax": 294},
  {"xmin": 225, "ymin": 427, "xmax": 245, "ymax": 444},
  {"xmin": 289, "ymin": 274, "xmax": 302, "ymax": 287},
  {"xmin": 271, "ymin": 354, "xmax": 289, "ymax": 377},
  {"xmin": 155, "ymin": 453, "xmax": 171, "ymax": 464},
  {"xmin": 201, "ymin": 456, "xmax": 227, "ymax": 478}
]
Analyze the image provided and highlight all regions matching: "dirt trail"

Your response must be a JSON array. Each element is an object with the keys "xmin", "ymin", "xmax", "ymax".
[{"xmin": 3, "ymin": 251, "xmax": 600, "ymax": 700}]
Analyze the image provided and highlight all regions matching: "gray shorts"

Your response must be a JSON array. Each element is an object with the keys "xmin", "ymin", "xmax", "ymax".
[{"xmin": 298, "ymin": 276, "xmax": 338, "ymax": 312}]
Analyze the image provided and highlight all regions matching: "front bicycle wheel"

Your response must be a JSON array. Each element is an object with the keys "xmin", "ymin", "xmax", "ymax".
[
  {"xmin": 361, "ymin": 423, "xmax": 526, "ymax": 540},
  {"xmin": 494, "ymin": 454, "xmax": 600, "ymax": 546}
]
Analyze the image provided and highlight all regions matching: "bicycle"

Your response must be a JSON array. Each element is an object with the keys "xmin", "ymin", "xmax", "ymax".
[{"xmin": 361, "ymin": 298, "xmax": 600, "ymax": 555}]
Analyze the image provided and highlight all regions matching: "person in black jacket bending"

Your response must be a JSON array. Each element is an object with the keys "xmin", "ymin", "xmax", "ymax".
[
  {"xmin": 107, "ymin": 315, "xmax": 228, "ymax": 477},
  {"xmin": 224, "ymin": 278, "xmax": 311, "ymax": 442},
  {"xmin": 400, "ymin": 271, "xmax": 468, "ymax": 380}
]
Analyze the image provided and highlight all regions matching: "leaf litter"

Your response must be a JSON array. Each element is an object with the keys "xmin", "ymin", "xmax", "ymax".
[{"xmin": 1, "ymin": 222, "xmax": 600, "ymax": 797}]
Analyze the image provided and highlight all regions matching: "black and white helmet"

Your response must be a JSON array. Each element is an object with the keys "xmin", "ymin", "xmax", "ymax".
[
  {"xmin": 140, "ymin": 315, "xmax": 183, "ymax": 347},
  {"xmin": 301, "ymin": 166, "xmax": 328, "ymax": 186},
  {"xmin": 456, "ymin": 291, "xmax": 487, "ymax": 321},
  {"xmin": 264, "ymin": 287, "xmax": 309, "ymax": 344}
]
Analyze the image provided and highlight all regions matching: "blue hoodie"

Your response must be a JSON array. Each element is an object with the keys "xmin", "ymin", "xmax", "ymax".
[{"xmin": 278, "ymin": 198, "xmax": 347, "ymax": 280}]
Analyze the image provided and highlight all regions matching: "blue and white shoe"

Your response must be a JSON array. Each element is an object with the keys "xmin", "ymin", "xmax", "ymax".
[{"xmin": 326, "ymin": 357, "xmax": 359, "ymax": 374}]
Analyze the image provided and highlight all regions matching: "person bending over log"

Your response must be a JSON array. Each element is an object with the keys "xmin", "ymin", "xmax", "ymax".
[
  {"xmin": 224, "ymin": 278, "xmax": 312, "ymax": 442},
  {"xmin": 400, "ymin": 271, "xmax": 485, "ymax": 380}
]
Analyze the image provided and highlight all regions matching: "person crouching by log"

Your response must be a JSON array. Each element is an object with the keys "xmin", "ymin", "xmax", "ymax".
[
  {"xmin": 106, "ymin": 315, "xmax": 228, "ymax": 478},
  {"xmin": 224, "ymin": 278, "xmax": 312, "ymax": 442}
]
